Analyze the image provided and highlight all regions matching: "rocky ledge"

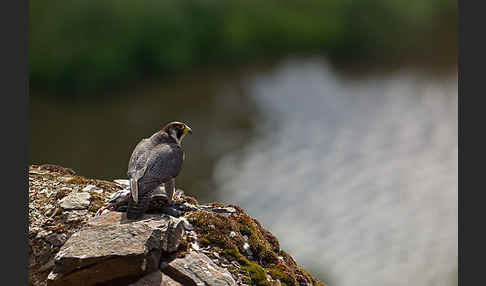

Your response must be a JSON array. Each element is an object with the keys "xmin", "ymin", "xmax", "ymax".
[{"xmin": 29, "ymin": 164, "xmax": 325, "ymax": 286}]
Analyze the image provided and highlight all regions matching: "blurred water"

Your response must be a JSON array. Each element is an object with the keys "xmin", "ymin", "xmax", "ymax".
[
  {"xmin": 30, "ymin": 57, "xmax": 457, "ymax": 286},
  {"xmin": 214, "ymin": 58, "xmax": 457, "ymax": 286}
]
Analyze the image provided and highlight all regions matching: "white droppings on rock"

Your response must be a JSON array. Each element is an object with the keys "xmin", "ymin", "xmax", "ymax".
[
  {"xmin": 40, "ymin": 188, "xmax": 53, "ymax": 197},
  {"xmin": 190, "ymin": 242, "xmax": 201, "ymax": 251},
  {"xmin": 82, "ymin": 185, "xmax": 97, "ymax": 192},
  {"xmin": 180, "ymin": 217, "xmax": 194, "ymax": 231},
  {"xmin": 187, "ymin": 230, "xmax": 198, "ymax": 240},
  {"xmin": 47, "ymin": 271, "xmax": 59, "ymax": 281},
  {"xmin": 243, "ymin": 242, "xmax": 250, "ymax": 251},
  {"xmin": 55, "ymin": 247, "xmax": 71, "ymax": 260}
]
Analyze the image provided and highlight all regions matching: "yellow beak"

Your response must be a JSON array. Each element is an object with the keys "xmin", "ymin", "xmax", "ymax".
[{"xmin": 183, "ymin": 125, "xmax": 192, "ymax": 134}]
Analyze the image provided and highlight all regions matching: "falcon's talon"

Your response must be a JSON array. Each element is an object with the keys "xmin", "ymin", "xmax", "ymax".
[
  {"xmin": 172, "ymin": 201, "xmax": 185, "ymax": 207},
  {"xmin": 95, "ymin": 205, "xmax": 114, "ymax": 216},
  {"xmin": 161, "ymin": 205, "xmax": 184, "ymax": 217}
]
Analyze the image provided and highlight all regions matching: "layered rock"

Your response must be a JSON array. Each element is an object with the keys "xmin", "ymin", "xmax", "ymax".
[
  {"xmin": 163, "ymin": 251, "xmax": 236, "ymax": 286},
  {"xmin": 47, "ymin": 212, "xmax": 191, "ymax": 286},
  {"xmin": 29, "ymin": 164, "xmax": 325, "ymax": 286}
]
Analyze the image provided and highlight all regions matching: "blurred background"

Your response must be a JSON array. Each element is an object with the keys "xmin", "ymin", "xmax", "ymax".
[{"xmin": 30, "ymin": 1, "xmax": 457, "ymax": 285}]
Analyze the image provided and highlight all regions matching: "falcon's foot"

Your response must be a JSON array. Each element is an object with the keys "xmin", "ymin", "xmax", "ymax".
[
  {"xmin": 161, "ymin": 201, "xmax": 185, "ymax": 217},
  {"xmin": 96, "ymin": 205, "xmax": 114, "ymax": 216}
]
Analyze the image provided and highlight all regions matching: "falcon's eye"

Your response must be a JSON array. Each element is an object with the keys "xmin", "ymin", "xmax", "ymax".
[{"xmin": 178, "ymin": 125, "xmax": 185, "ymax": 130}]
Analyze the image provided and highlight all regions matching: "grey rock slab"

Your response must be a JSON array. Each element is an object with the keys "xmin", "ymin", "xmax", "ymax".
[
  {"xmin": 162, "ymin": 251, "xmax": 236, "ymax": 286},
  {"xmin": 47, "ymin": 212, "xmax": 172, "ymax": 286},
  {"xmin": 59, "ymin": 192, "xmax": 91, "ymax": 210},
  {"xmin": 161, "ymin": 217, "xmax": 185, "ymax": 253},
  {"xmin": 89, "ymin": 212, "xmax": 185, "ymax": 254},
  {"xmin": 129, "ymin": 270, "xmax": 183, "ymax": 286}
]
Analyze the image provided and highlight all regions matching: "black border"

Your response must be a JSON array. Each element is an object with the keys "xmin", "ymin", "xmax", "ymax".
[
  {"xmin": 457, "ymin": 0, "xmax": 462, "ymax": 281},
  {"xmin": 2, "ymin": 0, "xmax": 29, "ymax": 283},
  {"xmin": 457, "ymin": 0, "xmax": 461, "ymax": 281},
  {"xmin": 459, "ymin": 0, "xmax": 483, "ymax": 285}
]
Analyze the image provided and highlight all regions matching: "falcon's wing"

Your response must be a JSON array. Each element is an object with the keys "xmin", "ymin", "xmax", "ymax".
[
  {"xmin": 127, "ymin": 138, "xmax": 153, "ymax": 203},
  {"xmin": 144, "ymin": 144, "xmax": 184, "ymax": 183}
]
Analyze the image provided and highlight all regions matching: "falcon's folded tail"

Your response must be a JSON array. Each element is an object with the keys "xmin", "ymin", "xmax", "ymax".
[
  {"xmin": 126, "ymin": 191, "xmax": 151, "ymax": 219},
  {"xmin": 126, "ymin": 180, "xmax": 159, "ymax": 220},
  {"xmin": 130, "ymin": 178, "xmax": 138, "ymax": 203}
]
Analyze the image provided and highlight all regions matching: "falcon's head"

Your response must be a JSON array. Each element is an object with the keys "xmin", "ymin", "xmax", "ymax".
[{"xmin": 163, "ymin": 121, "xmax": 193, "ymax": 144}]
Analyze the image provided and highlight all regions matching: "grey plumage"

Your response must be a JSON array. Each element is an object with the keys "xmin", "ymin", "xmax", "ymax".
[{"xmin": 126, "ymin": 121, "xmax": 191, "ymax": 219}]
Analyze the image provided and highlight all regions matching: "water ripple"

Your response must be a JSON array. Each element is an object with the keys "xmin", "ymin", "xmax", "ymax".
[{"xmin": 214, "ymin": 58, "xmax": 457, "ymax": 286}]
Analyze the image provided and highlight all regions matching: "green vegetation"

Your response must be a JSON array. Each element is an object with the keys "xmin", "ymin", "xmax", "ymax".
[
  {"xmin": 30, "ymin": 0, "xmax": 456, "ymax": 94},
  {"xmin": 223, "ymin": 248, "xmax": 269, "ymax": 286},
  {"xmin": 186, "ymin": 208, "xmax": 324, "ymax": 285}
]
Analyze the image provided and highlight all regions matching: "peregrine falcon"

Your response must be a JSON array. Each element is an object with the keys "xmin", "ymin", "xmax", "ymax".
[{"xmin": 126, "ymin": 121, "xmax": 192, "ymax": 219}]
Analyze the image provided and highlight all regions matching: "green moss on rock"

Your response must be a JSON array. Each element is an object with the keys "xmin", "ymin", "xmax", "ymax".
[
  {"xmin": 223, "ymin": 248, "xmax": 270, "ymax": 286},
  {"xmin": 186, "ymin": 210, "xmax": 244, "ymax": 250},
  {"xmin": 233, "ymin": 213, "xmax": 279, "ymax": 267},
  {"xmin": 67, "ymin": 176, "xmax": 91, "ymax": 185},
  {"xmin": 267, "ymin": 266, "xmax": 296, "ymax": 286},
  {"xmin": 186, "ymin": 206, "xmax": 326, "ymax": 286}
]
